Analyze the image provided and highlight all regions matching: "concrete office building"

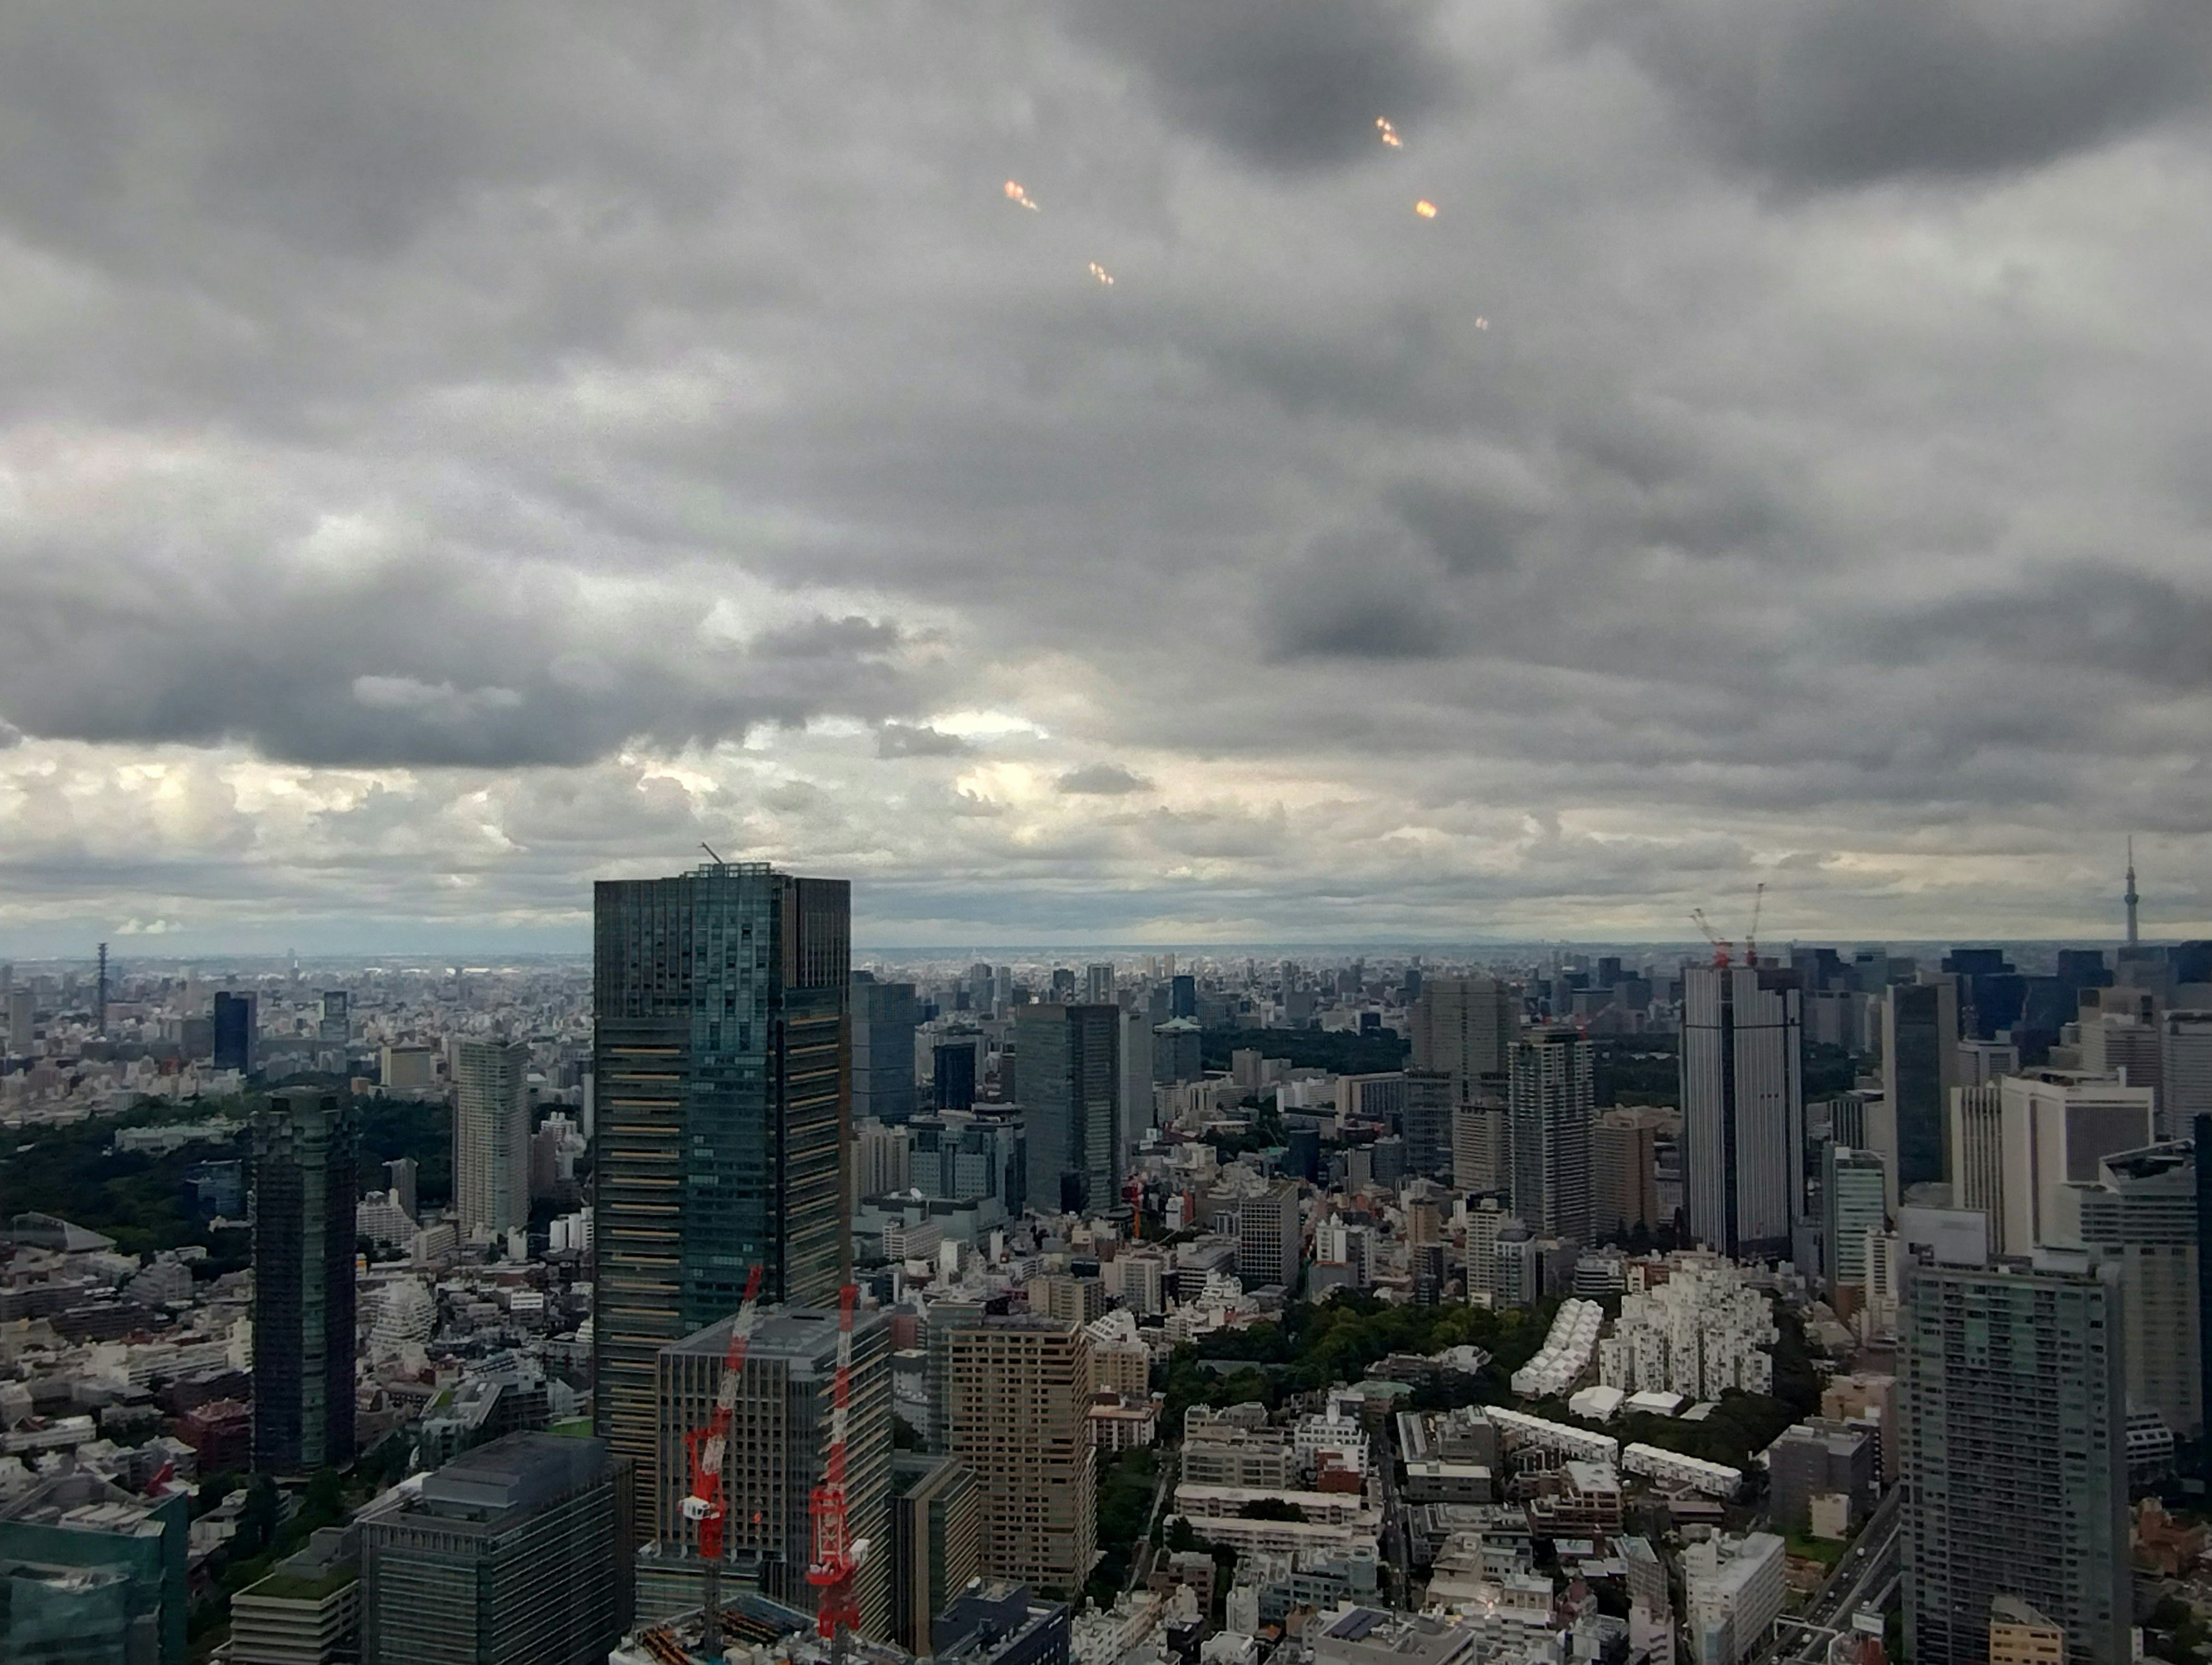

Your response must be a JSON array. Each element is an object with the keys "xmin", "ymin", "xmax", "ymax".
[
  {"xmin": 2164, "ymin": 1011, "xmax": 2212, "ymax": 1125},
  {"xmin": 946, "ymin": 1317, "xmax": 1096, "ymax": 1600},
  {"xmin": 1683, "ymin": 1532, "xmax": 1786, "ymax": 1665},
  {"xmin": 1682, "ymin": 964, "xmax": 1802, "ymax": 1259},
  {"xmin": 1823, "ymin": 1146, "xmax": 1888, "ymax": 1303},
  {"xmin": 453, "ymin": 1038, "xmax": 532, "ymax": 1240},
  {"xmin": 1900, "ymin": 1253, "xmax": 2129, "ymax": 1665},
  {"xmin": 360, "ymin": 1433, "xmax": 632, "ymax": 1665},
  {"xmin": 1239, "ymin": 1181, "xmax": 1304, "ymax": 1291},
  {"xmin": 889, "ymin": 1454, "xmax": 985, "ymax": 1655},
  {"xmin": 1015, "ymin": 1004, "xmax": 1121, "ymax": 1217},
  {"xmin": 1408, "ymin": 976, "xmax": 1517, "ymax": 1101},
  {"xmin": 656, "ymin": 1304, "xmax": 892, "ymax": 1634},
  {"xmin": 2049, "ymin": 1142, "xmax": 2201, "ymax": 1438},
  {"xmin": 1451, "ymin": 1100, "xmax": 1509, "ymax": 1196},
  {"xmin": 1949, "ymin": 1084, "xmax": 2004, "ymax": 1222},
  {"xmin": 1767, "ymin": 1419, "xmax": 1875, "ymax": 1535},
  {"xmin": 593, "ymin": 862, "xmax": 850, "ymax": 1519},
  {"xmin": 1878, "ymin": 977, "xmax": 1960, "ymax": 1211},
  {"xmin": 853, "ymin": 973, "xmax": 921, "ymax": 1125},
  {"xmin": 1995, "ymin": 1072, "xmax": 2156, "ymax": 1256},
  {"xmin": 1510, "ymin": 1027, "xmax": 1594, "ymax": 1244},
  {"xmin": 1592, "ymin": 1106, "xmax": 1666, "ymax": 1239},
  {"xmin": 253, "ymin": 1092, "xmax": 357, "ymax": 1474}
]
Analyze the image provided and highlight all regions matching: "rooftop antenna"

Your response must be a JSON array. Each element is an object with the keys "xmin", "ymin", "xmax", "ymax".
[{"xmin": 700, "ymin": 841, "xmax": 724, "ymax": 865}]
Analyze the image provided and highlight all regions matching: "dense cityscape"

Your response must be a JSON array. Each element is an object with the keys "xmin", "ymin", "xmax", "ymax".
[
  {"xmin": 1, "ymin": 859, "xmax": 2206, "ymax": 1665},
  {"xmin": 5, "ymin": 6, "xmax": 2210, "ymax": 1665}
]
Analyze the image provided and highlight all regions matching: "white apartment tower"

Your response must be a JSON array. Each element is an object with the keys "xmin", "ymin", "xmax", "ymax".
[{"xmin": 453, "ymin": 1038, "xmax": 532, "ymax": 1239}]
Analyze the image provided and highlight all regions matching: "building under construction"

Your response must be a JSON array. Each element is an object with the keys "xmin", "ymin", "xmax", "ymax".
[{"xmin": 651, "ymin": 1304, "xmax": 894, "ymax": 1637}]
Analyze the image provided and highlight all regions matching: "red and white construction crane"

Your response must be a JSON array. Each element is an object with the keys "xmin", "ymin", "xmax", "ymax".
[
  {"xmin": 1690, "ymin": 908, "xmax": 1732, "ymax": 968},
  {"xmin": 808, "ymin": 1283, "xmax": 865, "ymax": 1662},
  {"xmin": 681, "ymin": 1264, "xmax": 764, "ymax": 1651}
]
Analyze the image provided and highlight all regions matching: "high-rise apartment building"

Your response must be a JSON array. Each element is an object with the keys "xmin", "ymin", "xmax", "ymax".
[
  {"xmin": 1682, "ymin": 964, "xmax": 1802, "ymax": 1259},
  {"xmin": 1408, "ymin": 977, "xmax": 1517, "ymax": 1101},
  {"xmin": 853, "ymin": 973, "xmax": 921, "ymax": 1125},
  {"xmin": 1592, "ymin": 1106, "xmax": 1666, "ymax": 1239},
  {"xmin": 593, "ymin": 862, "xmax": 851, "ymax": 1518},
  {"xmin": 1509, "ymin": 1027, "xmax": 1593, "ymax": 1244},
  {"xmin": 1878, "ymin": 977, "xmax": 1960, "ymax": 1210},
  {"xmin": 656, "ymin": 1304, "xmax": 892, "ymax": 1634},
  {"xmin": 214, "ymin": 989, "xmax": 257, "ymax": 1075},
  {"xmin": 946, "ymin": 1317, "xmax": 1096, "ymax": 1600},
  {"xmin": 453, "ymin": 1038, "xmax": 532, "ymax": 1240},
  {"xmin": 1238, "ymin": 1181, "xmax": 1303, "ymax": 1290},
  {"xmin": 2048, "ymin": 1141, "xmax": 2200, "ymax": 1439},
  {"xmin": 318, "ymin": 989, "xmax": 349, "ymax": 1050},
  {"xmin": 360, "ymin": 1432, "xmax": 633, "ymax": 1665},
  {"xmin": 1012, "ymin": 1003, "xmax": 1119, "ymax": 1216},
  {"xmin": 1084, "ymin": 964, "xmax": 1116, "ymax": 1006},
  {"xmin": 1995, "ymin": 1071, "xmax": 2156, "ymax": 1256},
  {"xmin": 1900, "ymin": 1251, "xmax": 2128, "ymax": 1665},
  {"xmin": 253, "ymin": 1092, "xmax": 357, "ymax": 1474}
]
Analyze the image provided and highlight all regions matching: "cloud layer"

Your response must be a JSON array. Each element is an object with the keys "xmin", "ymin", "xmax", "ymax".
[{"xmin": 1, "ymin": 0, "xmax": 2210, "ymax": 951}]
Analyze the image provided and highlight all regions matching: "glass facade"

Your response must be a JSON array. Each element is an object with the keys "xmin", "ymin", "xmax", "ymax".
[
  {"xmin": 252, "ymin": 1092, "xmax": 357, "ymax": 1474},
  {"xmin": 592, "ymin": 863, "xmax": 850, "ymax": 1516}
]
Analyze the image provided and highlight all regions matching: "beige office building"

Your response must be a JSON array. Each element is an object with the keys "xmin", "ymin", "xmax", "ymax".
[{"xmin": 946, "ymin": 1316, "xmax": 1096, "ymax": 1599}]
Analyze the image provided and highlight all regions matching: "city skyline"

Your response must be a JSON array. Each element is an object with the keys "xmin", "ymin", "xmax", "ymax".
[{"xmin": 3, "ymin": 7, "xmax": 2211, "ymax": 954}]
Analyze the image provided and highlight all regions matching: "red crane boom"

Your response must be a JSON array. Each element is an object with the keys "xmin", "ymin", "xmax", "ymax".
[
  {"xmin": 681, "ymin": 1264, "xmax": 764, "ymax": 1651},
  {"xmin": 808, "ymin": 1284, "xmax": 865, "ymax": 1658}
]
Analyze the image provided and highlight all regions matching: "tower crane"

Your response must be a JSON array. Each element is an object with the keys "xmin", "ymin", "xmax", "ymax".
[
  {"xmin": 681, "ymin": 1264, "xmax": 764, "ymax": 1652},
  {"xmin": 808, "ymin": 1284, "xmax": 865, "ymax": 1663},
  {"xmin": 1744, "ymin": 882, "xmax": 1767, "ymax": 968},
  {"xmin": 1690, "ymin": 908, "xmax": 1732, "ymax": 968}
]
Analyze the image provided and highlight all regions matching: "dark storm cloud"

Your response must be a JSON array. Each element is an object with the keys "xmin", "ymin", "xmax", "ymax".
[
  {"xmin": 0, "ymin": 527, "xmax": 920, "ymax": 766},
  {"xmin": 1387, "ymin": 480, "xmax": 1539, "ymax": 573},
  {"xmin": 1065, "ymin": 0, "xmax": 1455, "ymax": 172},
  {"xmin": 1057, "ymin": 764, "xmax": 1154, "ymax": 797},
  {"xmin": 0, "ymin": 0, "xmax": 2207, "ymax": 945},
  {"xmin": 1578, "ymin": 0, "xmax": 2212, "ymax": 189},
  {"xmin": 1261, "ymin": 529, "xmax": 1462, "ymax": 661}
]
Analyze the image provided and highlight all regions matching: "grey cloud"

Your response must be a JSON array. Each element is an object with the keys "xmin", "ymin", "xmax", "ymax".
[
  {"xmin": 878, "ymin": 724, "xmax": 970, "ymax": 759},
  {"xmin": 1058, "ymin": 764, "xmax": 1154, "ymax": 797},
  {"xmin": 1262, "ymin": 529, "xmax": 1461, "ymax": 661},
  {"xmin": 1577, "ymin": 0, "xmax": 2212, "ymax": 189},
  {"xmin": 0, "ymin": 526, "xmax": 922, "ymax": 766},
  {"xmin": 1064, "ymin": 0, "xmax": 1455, "ymax": 173},
  {"xmin": 1387, "ymin": 480, "xmax": 1541, "ymax": 573}
]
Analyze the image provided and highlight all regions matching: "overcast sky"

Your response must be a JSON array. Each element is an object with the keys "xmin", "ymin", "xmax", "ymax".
[{"xmin": 2, "ymin": 1, "xmax": 2209, "ymax": 955}]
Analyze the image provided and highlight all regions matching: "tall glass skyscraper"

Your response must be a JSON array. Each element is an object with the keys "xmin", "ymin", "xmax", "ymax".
[
  {"xmin": 1681, "ymin": 964, "xmax": 1802, "ymax": 1259},
  {"xmin": 1011, "ymin": 1003, "xmax": 1119, "ymax": 1216},
  {"xmin": 592, "ymin": 862, "xmax": 850, "ymax": 1516},
  {"xmin": 252, "ymin": 1091, "xmax": 357, "ymax": 1474}
]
